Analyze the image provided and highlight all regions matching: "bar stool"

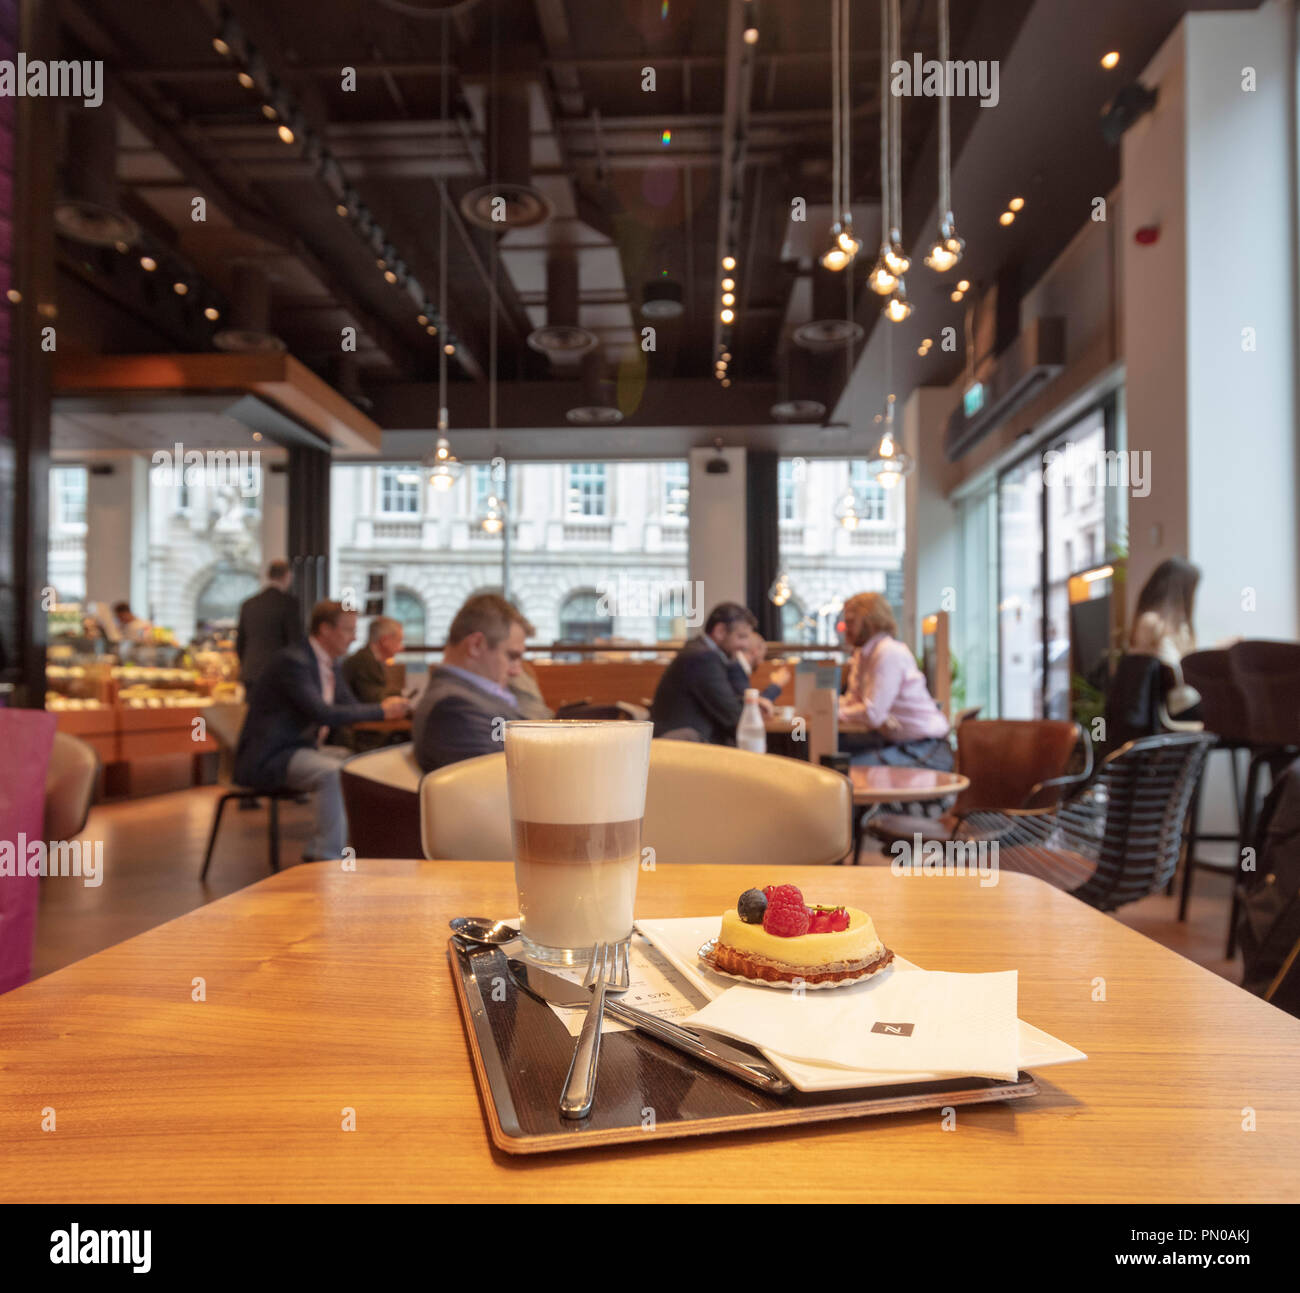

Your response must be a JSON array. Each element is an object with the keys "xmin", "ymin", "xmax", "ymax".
[
  {"xmin": 1228, "ymin": 642, "xmax": 1300, "ymax": 956},
  {"xmin": 1177, "ymin": 650, "xmax": 1251, "ymax": 926}
]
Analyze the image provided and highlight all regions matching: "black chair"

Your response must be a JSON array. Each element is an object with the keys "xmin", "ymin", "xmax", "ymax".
[
  {"xmin": 198, "ymin": 703, "xmax": 307, "ymax": 881},
  {"xmin": 957, "ymin": 733, "xmax": 1216, "ymax": 912}
]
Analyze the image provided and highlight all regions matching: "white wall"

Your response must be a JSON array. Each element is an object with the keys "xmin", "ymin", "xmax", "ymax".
[
  {"xmin": 688, "ymin": 446, "xmax": 747, "ymax": 613},
  {"xmin": 84, "ymin": 457, "xmax": 149, "ymax": 615}
]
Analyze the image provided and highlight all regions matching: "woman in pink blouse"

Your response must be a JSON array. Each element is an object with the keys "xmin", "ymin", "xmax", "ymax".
[{"xmin": 838, "ymin": 592, "xmax": 953, "ymax": 769}]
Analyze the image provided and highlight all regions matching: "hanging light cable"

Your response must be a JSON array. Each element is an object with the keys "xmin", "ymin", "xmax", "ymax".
[
  {"xmin": 883, "ymin": 0, "xmax": 911, "ymax": 320},
  {"xmin": 427, "ymin": 15, "xmax": 462, "ymax": 491},
  {"xmin": 869, "ymin": 0, "xmax": 897, "ymax": 295},
  {"xmin": 822, "ymin": 0, "xmax": 850, "ymax": 271},
  {"xmin": 836, "ymin": 0, "xmax": 861, "ymax": 260},
  {"xmin": 924, "ymin": 0, "xmax": 965, "ymax": 273}
]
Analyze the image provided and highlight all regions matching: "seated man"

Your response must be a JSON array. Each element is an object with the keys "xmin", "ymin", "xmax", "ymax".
[
  {"xmin": 234, "ymin": 600, "xmax": 410, "ymax": 860},
  {"xmin": 413, "ymin": 593, "xmax": 531, "ymax": 772},
  {"xmin": 728, "ymin": 632, "xmax": 791, "ymax": 703},
  {"xmin": 342, "ymin": 616, "xmax": 405, "ymax": 751},
  {"xmin": 651, "ymin": 602, "xmax": 760, "ymax": 745}
]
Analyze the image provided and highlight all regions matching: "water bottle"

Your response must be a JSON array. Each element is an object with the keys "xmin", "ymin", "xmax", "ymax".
[{"xmin": 736, "ymin": 688, "xmax": 767, "ymax": 754}]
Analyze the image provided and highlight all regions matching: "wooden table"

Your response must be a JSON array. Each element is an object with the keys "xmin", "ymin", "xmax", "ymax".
[
  {"xmin": 850, "ymin": 765, "xmax": 969, "ymax": 807},
  {"xmin": 2, "ymin": 860, "xmax": 1297, "ymax": 1203}
]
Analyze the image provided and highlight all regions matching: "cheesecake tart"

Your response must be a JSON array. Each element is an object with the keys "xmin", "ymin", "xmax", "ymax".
[{"xmin": 699, "ymin": 884, "xmax": 894, "ymax": 985}]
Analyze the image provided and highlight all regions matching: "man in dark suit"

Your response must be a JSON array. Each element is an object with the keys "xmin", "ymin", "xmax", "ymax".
[
  {"xmin": 236, "ymin": 559, "xmax": 303, "ymax": 689},
  {"xmin": 341, "ymin": 616, "xmax": 405, "ymax": 752},
  {"xmin": 234, "ymin": 600, "xmax": 411, "ymax": 860},
  {"xmin": 652, "ymin": 602, "xmax": 765, "ymax": 744},
  {"xmin": 413, "ymin": 593, "xmax": 529, "ymax": 772}
]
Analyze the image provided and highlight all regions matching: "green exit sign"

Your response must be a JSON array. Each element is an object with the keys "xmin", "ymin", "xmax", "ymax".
[{"xmin": 963, "ymin": 382, "xmax": 986, "ymax": 417}]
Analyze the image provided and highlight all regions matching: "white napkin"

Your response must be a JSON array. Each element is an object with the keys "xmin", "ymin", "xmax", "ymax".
[{"xmin": 682, "ymin": 969, "xmax": 1020, "ymax": 1081}]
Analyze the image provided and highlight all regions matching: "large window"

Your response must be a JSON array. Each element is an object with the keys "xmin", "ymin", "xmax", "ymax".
[
  {"xmin": 48, "ymin": 465, "xmax": 88, "ymax": 602},
  {"xmin": 331, "ymin": 459, "xmax": 687, "ymax": 646},
  {"xmin": 776, "ymin": 457, "xmax": 905, "ymax": 644},
  {"xmin": 379, "ymin": 466, "xmax": 421, "ymax": 515},
  {"xmin": 566, "ymin": 463, "xmax": 607, "ymax": 517}
]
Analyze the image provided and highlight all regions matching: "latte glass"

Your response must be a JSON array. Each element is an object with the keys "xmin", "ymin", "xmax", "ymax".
[{"xmin": 504, "ymin": 720, "xmax": 653, "ymax": 965}]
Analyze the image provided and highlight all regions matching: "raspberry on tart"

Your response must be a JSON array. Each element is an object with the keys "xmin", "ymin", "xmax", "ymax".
[{"xmin": 702, "ymin": 885, "xmax": 894, "ymax": 984}]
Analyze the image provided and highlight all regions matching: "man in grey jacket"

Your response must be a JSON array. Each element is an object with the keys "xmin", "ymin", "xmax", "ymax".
[{"xmin": 413, "ymin": 593, "xmax": 531, "ymax": 772}]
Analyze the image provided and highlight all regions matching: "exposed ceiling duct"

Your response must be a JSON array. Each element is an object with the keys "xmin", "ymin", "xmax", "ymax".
[
  {"xmin": 793, "ymin": 262, "xmax": 864, "ymax": 352},
  {"xmin": 460, "ymin": 84, "xmax": 553, "ymax": 230},
  {"xmin": 54, "ymin": 105, "xmax": 142, "ymax": 248},
  {"xmin": 565, "ymin": 350, "xmax": 623, "ymax": 425},
  {"xmin": 526, "ymin": 252, "xmax": 598, "ymax": 360},
  {"xmin": 213, "ymin": 264, "xmax": 287, "ymax": 354}
]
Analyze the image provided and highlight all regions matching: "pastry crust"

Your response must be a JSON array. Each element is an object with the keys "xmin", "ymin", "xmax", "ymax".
[{"xmin": 703, "ymin": 940, "xmax": 895, "ymax": 984}]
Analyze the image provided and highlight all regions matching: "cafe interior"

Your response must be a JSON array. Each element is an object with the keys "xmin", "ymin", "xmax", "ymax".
[{"xmin": 1, "ymin": 0, "xmax": 1298, "ymax": 1216}]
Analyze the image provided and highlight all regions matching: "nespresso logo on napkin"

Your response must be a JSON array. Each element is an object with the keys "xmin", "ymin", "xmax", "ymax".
[{"xmin": 871, "ymin": 1022, "xmax": 915, "ymax": 1036}]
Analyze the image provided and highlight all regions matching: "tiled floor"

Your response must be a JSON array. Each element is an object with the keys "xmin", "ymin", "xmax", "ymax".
[{"xmin": 31, "ymin": 785, "xmax": 1246, "ymax": 987}]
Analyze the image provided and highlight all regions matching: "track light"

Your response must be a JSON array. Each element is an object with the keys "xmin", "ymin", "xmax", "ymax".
[{"xmin": 722, "ymin": 255, "xmax": 736, "ymax": 271}]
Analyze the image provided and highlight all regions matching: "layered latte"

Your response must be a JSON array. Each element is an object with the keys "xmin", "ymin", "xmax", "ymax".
[{"xmin": 505, "ymin": 720, "xmax": 653, "ymax": 960}]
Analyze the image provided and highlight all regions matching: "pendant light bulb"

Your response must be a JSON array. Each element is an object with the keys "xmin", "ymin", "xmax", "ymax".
[
  {"xmin": 822, "ymin": 228, "xmax": 851, "ymax": 272},
  {"xmin": 884, "ymin": 281, "xmax": 911, "ymax": 323},
  {"xmin": 836, "ymin": 215, "xmax": 862, "ymax": 259},
  {"xmin": 883, "ymin": 231, "xmax": 910, "ymax": 277},
  {"xmin": 869, "ymin": 247, "xmax": 898, "ymax": 295}
]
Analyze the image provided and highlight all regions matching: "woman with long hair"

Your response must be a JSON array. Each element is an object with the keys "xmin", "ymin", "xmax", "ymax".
[
  {"xmin": 1129, "ymin": 557, "xmax": 1201, "ymax": 717},
  {"xmin": 838, "ymin": 592, "xmax": 952, "ymax": 768}
]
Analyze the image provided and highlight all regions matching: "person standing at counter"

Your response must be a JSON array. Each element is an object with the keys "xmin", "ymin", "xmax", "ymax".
[
  {"xmin": 236, "ymin": 559, "xmax": 303, "ymax": 689},
  {"xmin": 234, "ymin": 600, "xmax": 410, "ymax": 860},
  {"xmin": 838, "ymin": 592, "xmax": 952, "ymax": 769}
]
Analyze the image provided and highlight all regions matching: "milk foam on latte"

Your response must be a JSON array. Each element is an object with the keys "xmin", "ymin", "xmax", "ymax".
[{"xmin": 506, "ymin": 721, "xmax": 652, "ymax": 955}]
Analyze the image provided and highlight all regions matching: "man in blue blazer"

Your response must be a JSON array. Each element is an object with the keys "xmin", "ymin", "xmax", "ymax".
[{"xmin": 235, "ymin": 600, "xmax": 410, "ymax": 860}]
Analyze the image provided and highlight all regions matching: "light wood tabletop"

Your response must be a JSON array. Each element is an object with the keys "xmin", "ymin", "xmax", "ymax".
[
  {"xmin": 850, "ymin": 765, "xmax": 970, "ymax": 806},
  {"xmin": 2, "ymin": 860, "xmax": 1297, "ymax": 1203}
]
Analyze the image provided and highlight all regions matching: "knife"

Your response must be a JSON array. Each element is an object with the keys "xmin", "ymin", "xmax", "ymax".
[{"xmin": 507, "ymin": 957, "xmax": 793, "ymax": 1096}]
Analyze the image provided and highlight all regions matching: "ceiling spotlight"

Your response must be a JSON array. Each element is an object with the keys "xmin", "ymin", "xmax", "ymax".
[
  {"xmin": 1101, "ymin": 51, "xmax": 1120, "ymax": 70},
  {"xmin": 113, "ymin": 240, "xmax": 128, "ymax": 253},
  {"xmin": 5, "ymin": 289, "xmax": 20, "ymax": 303},
  {"xmin": 1009, "ymin": 197, "xmax": 1025, "ymax": 212},
  {"xmin": 237, "ymin": 71, "xmax": 255, "ymax": 90},
  {"xmin": 335, "ymin": 202, "xmax": 348, "ymax": 217},
  {"xmin": 722, "ymin": 351, "xmax": 732, "ymax": 362},
  {"xmin": 277, "ymin": 124, "xmax": 295, "ymax": 145},
  {"xmin": 426, "ymin": 324, "xmax": 438, "ymax": 336},
  {"xmin": 384, "ymin": 269, "xmax": 398, "ymax": 284},
  {"xmin": 377, "ymin": 257, "xmax": 387, "ymax": 270},
  {"xmin": 884, "ymin": 283, "xmax": 912, "ymax": 323},
  {"xmin": 212, "ymin": 36, "xmax": 231, "ymax": 57},
  {"xmin": 950, "ymin": 290, "xmax": 963, "ymax": 303},
  {"xmin": 444, "ymin": 342, "xmax": 456, "ymax": 355},
  {"xmin": 743, "ymin": 0, "xmax": 758, "ymax": 44},
  {"xmin": 204, "ymin": 306, "xmax": 220, "ymax": 321},
  {"xmin": 720, "ymin": 307, "xmax": 735, "ymax": 324},
  {"xmin": 139, "ymin": 255, "xmax": 157, "ymax": 271},
  {"xmin": 173, "ymin": 281, "xmax": 188, "ymax": 295},
  {"xmin": 261, "ymin": 103, "xmax": 278, "ymax": 121},
  {"xmin": 869, "ymin": 249, "xmax": 898, "ymax": 295},
  {"xmin": 721, "ymin": 292, "xmax": 735, "ymax": 306},
  {"xmin": 957, "ymin": 279, "xmax": 970, "ymax": 292},
  {"xmin": 251, "ymin": 431, "xmax": 263, "ymax": 442},
  {"xmin": 999, "ymin": 211, "xmax": 1015, "ymax": 226},
  {"xmin": 417, "ymin": 314, "xmax": 428, "ymax": 326},
  {"xmin": 917, "ymin": 345, "xmax": 928, "ymax": 355},
  {"xmin": 722, "ymin": 255, "xmax": 736, "ymax": 271},
  {"xmin": 721, "ymin": 377, "xmax": 732, "ymax": 387},
  {"xmin": 721, "ymin": 277, "xmax": 735, "ymax": 292}
]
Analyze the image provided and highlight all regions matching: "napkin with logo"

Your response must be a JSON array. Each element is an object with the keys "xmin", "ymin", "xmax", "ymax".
[{"xmin": 682, "ymin": 969, "xmax": 1020, "ymax": 1081}]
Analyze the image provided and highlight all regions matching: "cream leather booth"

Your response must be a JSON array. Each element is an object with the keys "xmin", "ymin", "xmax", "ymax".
[
  {"xmin": 340, "ymin": 742, "xmax": 426, "ymax": 859},
  {"xmin": 420, "ymin": 739, "xmax": 851, "ymax": 865}
]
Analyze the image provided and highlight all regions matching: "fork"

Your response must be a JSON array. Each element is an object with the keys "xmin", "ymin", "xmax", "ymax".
[{"xmin": 559, "ymin": 942, "xmax": 612, "ymax": 1119}]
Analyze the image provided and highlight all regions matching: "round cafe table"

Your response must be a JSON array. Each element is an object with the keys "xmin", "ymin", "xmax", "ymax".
[{"xmin": 847, "ymin": 765, "xmax": 970, "ymax": 865}]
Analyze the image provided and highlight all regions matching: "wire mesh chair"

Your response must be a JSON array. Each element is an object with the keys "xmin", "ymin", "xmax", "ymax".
[{"xmin": 955, "ymin": 733, "xmax": 1216, "ymax": 912}]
